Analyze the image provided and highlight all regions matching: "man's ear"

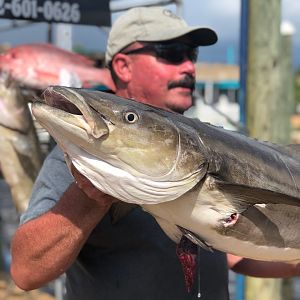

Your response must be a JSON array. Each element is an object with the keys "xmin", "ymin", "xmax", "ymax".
[{"xmin": 111, "ymin": 53, "xmax": 132, "ymax": 83}]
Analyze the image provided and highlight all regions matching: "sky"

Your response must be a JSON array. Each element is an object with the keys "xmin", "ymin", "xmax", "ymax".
[{"xmin": 0, "ymin": 0, "xmax": 299, "ymax": 69}]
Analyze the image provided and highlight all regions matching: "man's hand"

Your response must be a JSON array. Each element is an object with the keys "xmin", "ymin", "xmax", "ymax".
[{"xmin": 70, "ymin": 164, "xmax": 118, "ymax": 207}]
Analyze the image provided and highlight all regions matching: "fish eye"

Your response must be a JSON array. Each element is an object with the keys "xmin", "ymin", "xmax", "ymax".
[{"xmin": 124, "ymin": 111, "xmax": 139, "ymax": 123}]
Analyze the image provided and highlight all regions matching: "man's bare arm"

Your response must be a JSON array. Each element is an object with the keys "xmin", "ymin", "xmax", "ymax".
[
  {"xmin": 11, "ymin": 168, "xmax": 116, "ymax": 290},
  {"xmin": 228, "ymin": 254, "xmax": 300, "ymax": 278}
]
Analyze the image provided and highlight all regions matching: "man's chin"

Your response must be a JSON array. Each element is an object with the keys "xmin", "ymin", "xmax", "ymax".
[{"xmin": 167, "ymin": 94, "xmax": 193, "ymax": 114}]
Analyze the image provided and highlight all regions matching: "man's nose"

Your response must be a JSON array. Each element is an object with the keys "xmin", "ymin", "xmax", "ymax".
[{"xmin": 181, "ymin": 58, "xmax": 196, "ymax": 76}]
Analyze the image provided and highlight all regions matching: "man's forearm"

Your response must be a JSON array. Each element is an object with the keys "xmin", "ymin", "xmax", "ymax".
[
  {"xmin": 228, "ymin": 254, "xmax": 300, "ymax": 278},
  {"xmin": 11, "ymin": 183, "xmax": 111, "ymax": 290}
]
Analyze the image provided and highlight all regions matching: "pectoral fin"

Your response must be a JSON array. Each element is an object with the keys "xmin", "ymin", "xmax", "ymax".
[{"xmin": 211, "ymin": 177, "xmax": 300, "ymax": 208}]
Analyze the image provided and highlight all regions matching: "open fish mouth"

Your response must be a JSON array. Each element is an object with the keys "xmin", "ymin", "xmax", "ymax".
[
  {"xmin": 41, "ymin": 86, "xmax": 83, "ymax": 115},
  {"xmin": 34, "ymin": 86, "xmax": 109, "ymax": 140}
]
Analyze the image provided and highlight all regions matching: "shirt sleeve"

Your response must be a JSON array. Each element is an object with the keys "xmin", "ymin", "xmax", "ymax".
[{"xmin": 20, "ymin": 145, "xmax": 74, "ymax": 224}]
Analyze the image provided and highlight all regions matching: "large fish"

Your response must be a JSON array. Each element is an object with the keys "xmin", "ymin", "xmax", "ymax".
[
  {"xmin": 0, "ymin": 43, "xmax": 115, "ymax": 90},
  {"xmin": 32, "ymin": 86, "xmax": 300, "ymax": 275},
  {"xmin": 0, "ymin": 75, "xmax": 43, "ymax": 213}
]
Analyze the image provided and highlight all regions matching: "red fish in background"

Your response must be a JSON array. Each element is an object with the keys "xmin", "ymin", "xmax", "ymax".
[{"xmin": 0, "ymin": 43, "xmax": 115, "ymax": 91}]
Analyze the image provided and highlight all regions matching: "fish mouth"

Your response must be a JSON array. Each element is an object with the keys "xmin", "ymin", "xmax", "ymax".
[
  {"xmin": 35, "ymin": 86, "xmax": 109, "ymax": 139},
  {"xmin": 42, "ymin": 86, "xmax": 83, "ymax": 115}
]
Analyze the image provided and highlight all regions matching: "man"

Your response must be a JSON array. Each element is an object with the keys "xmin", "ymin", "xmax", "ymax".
[{"xmin": 10, "ymin": 6, "xmax": 300, "ymax": 300}]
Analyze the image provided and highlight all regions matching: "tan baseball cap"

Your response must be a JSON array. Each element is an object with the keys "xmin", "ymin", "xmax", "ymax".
[{"xmin": 105, "ymin": 6, "xmax": 218, "ymax": 65}]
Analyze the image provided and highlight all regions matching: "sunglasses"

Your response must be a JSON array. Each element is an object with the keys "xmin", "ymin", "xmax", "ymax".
[{"xmin": 122, "ymin": 43, "xmax": 198, "ymax": 64}]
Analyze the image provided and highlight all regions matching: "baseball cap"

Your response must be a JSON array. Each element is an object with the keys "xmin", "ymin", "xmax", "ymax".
[{"xmin": 105, "ymin": 6, "xmax": 218, "ymax": 65}]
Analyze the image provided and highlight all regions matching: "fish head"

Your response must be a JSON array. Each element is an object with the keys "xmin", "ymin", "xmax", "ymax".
[
  {"xmin": 0, "ymin": 47, "xmax": 36, "ymax": 87},
  {"xmin": 0, "ymin": 47, "xmax": 23, "ymax": 73},
  {"xmin": 0, "ymin": 73, "xmax": 31, "ymax": 131},
  {"xmin": 32, "ymin": 86, "xmax": 208, "ymax": 204}
]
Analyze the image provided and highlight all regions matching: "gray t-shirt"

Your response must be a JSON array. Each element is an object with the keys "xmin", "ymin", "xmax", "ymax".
[{"xmin": 21, "ymin": 146, "xmax": 229, "ymax": 300}]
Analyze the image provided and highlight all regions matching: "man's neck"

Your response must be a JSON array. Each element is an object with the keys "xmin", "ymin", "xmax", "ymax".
[{"xmin": 115, "ymin": 89, "xmax": 130, "ymax": 99}]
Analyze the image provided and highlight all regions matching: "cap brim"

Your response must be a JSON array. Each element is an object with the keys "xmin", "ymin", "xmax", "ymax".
[
  {"xmin": 183, "ymin": 27, "xmax": 218, "ymax": 46},
  {"xmin": 139, "ymin": 26, "xmax": 218, "ymax": 47}
]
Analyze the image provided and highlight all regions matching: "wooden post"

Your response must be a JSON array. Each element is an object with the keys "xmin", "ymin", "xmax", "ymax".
[
  {"xmin": 279, "ymin": 21, "xmax": 295, "ymax": 144},
  {"xmin": 246, "ymin": 0, "xmax": 282, "ymax": 142},
  {"xmin": 245, "ymin": 0, "xmax": 284, "ymax": 299},
  {"xmin": 279, "ymin": 21, "xmax": 296, "ymax": 300}
]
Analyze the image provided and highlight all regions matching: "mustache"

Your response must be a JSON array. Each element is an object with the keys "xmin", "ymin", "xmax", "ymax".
[{"xmin": 167, "ymin": 75, "xmax": 195, "ymax": 90}]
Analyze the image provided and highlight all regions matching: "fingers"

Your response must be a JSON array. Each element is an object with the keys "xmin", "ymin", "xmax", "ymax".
[
  {"xmin": 70, "ymin": 164, "xmax": 119, "ymax": 205},
  {"xmin": 71, "ymin": 164, "xmax": 90, "ymax": 186}
]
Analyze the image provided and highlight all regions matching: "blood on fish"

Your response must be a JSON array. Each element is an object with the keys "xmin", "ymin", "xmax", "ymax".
[{"xmin": 176, "ymin": 235, "xmax": 198, "ymax": 293}]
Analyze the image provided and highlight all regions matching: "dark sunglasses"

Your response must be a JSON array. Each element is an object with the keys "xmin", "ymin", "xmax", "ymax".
[{"xmin": 122, "ymin": 43, "xmax": 198, "ymax": 64}]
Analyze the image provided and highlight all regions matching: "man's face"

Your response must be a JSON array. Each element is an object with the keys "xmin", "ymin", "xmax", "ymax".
[{"xmin": 120, "ymin": 42, "xmax": 197, "ymax": 114}]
